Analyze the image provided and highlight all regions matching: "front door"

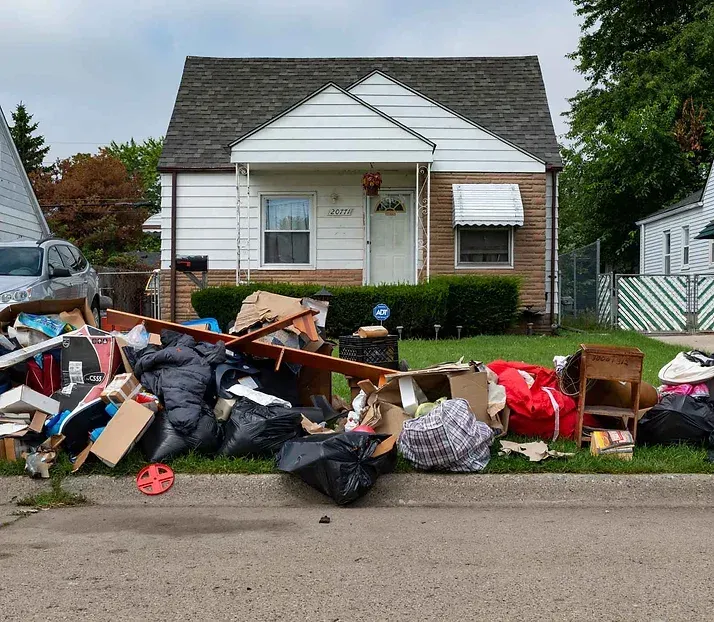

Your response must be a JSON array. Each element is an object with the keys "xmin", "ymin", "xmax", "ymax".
[{"xmin": 368, "ymin": 192, "xmax": 414, "ymax": 284}]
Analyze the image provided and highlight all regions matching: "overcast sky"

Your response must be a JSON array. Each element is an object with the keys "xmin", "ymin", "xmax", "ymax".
[{"xmin": 0, "ymin": 0, "xmax": 585, "ymax": 162}]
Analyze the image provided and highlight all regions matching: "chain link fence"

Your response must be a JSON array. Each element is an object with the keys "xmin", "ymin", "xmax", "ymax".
[
  {"xmin": 559, "ymin": 240, "xmax": 601, "ymax": 324},
  {"xmin": 97, "ymin": 269, "xmax": 160, "ymax": 318}
]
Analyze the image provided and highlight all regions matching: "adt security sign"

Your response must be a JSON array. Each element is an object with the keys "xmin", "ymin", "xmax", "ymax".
[{"xmin": 373, "ymin": 303, "xmax": 390, "ymax": 322}]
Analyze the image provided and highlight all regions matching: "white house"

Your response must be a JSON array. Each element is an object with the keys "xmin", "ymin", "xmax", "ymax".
[
  {"xmin": 158, "ymin": 57, "xmax": 562, "ymax": 323},
  {"xmin": 0, "ymin": 105, "xmax": 50, "ymax": 241},
  {"xmin": 637, "ymin": 164, "xmax": 714, "ymax": 274}
]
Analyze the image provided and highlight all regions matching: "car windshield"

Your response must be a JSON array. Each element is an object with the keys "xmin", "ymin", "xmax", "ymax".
[{"xmin": 0, "ymin": 248, "xmax": 44, "ymax": 276}]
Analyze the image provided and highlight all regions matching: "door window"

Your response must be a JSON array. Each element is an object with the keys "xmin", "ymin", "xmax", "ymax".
[
  {"xmin": 47, "ymin": 247, "xmax": 65, "ymax": 274},
  {"xmin": 56, "ymin": 246, "xmax": 79, "ymax": 273}
]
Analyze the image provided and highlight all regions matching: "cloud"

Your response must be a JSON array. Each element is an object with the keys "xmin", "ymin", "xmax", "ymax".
[{"xmin": 0, "ymin": 0, "xmax": 583, "ymax": 161}]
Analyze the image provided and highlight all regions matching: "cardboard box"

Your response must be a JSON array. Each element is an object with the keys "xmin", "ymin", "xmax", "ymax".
[
  {"xmin": 0, "ymin": 297, "xmax": 95, "ymax": 330},
  {"xmin": 90, "ymin": 399, "xmax": 154, "ymax": 467},
  {"xmin": 61, "ymin": 325, "xmax": 121, "ymax": 386},
  {"xmin": 0, "ymin": 385, "xmax": 60, "ymax": 415},
  {"xmin": 100, "ymin": 373, "xmax": 141, "ymax": 406}
]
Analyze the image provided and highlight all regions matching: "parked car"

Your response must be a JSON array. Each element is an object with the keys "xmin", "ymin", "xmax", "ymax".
[{"xmin": 0, "ymin": 238, "xmax": 101, "ymax": 325}]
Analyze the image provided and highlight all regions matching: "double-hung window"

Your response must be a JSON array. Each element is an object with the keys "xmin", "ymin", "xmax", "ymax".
[
  {"xmin": 663, "ymin": 230, "xmax": 671, "ymax": 275},
  {"xmin": 262, "ymin": 195, "xmax": 313, "ymax": 266},
  {"xmin": 682, "ymin": 225, "xmax": 690, "ymax": 268},
  {"xmin": 456, "ymin": 226, "xmax": 512, "ymax": 267}
]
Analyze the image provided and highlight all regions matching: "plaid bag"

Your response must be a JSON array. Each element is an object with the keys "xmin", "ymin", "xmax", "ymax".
[{"xmin": 398, "ymin": 398, "xmax": 494, "ymax": 472}]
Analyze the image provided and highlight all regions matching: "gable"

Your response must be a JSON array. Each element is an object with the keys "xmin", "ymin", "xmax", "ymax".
[
  {"xmin": 0, "ymin": 107, "xmax": 49, "ymax": 240},
  {"xmin": 230, "ymin": 84, "xmax": 435, "ymax": 165},
  {"xmin": 349, "ymin": 72, "xmax": 544, "ymax": 173}
]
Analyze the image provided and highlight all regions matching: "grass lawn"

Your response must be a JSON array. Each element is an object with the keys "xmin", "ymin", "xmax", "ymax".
[{"xmin": 2, "ymin": 329, "xmax": 709, "ymax": 481}]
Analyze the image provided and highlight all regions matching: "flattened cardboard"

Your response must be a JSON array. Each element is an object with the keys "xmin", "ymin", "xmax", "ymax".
[
  {"xmin": 71, "ymin": 441, "xmax": 94, "ymax": 472},
  {"xmin": 372, "ymin": 402, "xmax": 411, "ymax": 437},
  {"xmin": 0, "ymin": 385, "xmax": 60, "ymax": 415},
  {"xmin": 29, "ymin": 411, "xmax": 48, "ymax": 433},
  {"xmin": 90, "ymin": 400, "xmax": 154, "ymax": 467},
  {"xmin": 231, "ymin": 290, "xmax": 305, "ymax": 335}
]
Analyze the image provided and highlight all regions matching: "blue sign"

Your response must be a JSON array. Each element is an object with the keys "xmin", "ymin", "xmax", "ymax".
[{"xmin": 373, "ymin": 303, "xmax": 391, "ymax": 322}]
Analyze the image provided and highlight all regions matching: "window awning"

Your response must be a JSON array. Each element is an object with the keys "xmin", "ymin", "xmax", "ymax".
[
  {"xmin": 696, "ymin": 220, "xmax": 714, "ymax": 240},
  {"xmin": 452, "ymin": 183, "xmax": 524, "ymax": 227}
]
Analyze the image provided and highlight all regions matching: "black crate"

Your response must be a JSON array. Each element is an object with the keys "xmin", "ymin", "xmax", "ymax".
[{"xmin": 339, "ymin": 335, "xmax": 399, "ymax": 369}]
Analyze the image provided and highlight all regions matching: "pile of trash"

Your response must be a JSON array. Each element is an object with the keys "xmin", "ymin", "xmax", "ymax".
[{"xmin": 3, "ymin": 292, "xmax": 714, "ymax": 505}]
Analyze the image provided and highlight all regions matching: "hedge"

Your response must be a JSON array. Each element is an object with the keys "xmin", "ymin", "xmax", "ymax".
[{"xmin": 191, "ymin": 275, "xmax": 521, "ymax": 338}]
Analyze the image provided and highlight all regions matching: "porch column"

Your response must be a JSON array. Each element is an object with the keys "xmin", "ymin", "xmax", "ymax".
[
  {"xmin": 235, "ymin": 163, "xmax": 250, "ymax": 284},
  {"xmin": 417, "ymin": 163, "xmax": 432, "ymax": 282}
]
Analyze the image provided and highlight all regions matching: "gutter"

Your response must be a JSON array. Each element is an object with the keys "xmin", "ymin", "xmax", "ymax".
[
  {"xmin": 170, "ymin": 172, "xmax": 178, "ymax": 322},
  {"xmin": 548, "ymin": 167, "xmax": 558, "ymax": 327},
  {"xmin": 635, "ymin": 201, "xmax": 703, "ymax": 226}
]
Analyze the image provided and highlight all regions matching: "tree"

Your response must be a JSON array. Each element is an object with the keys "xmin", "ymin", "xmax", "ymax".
[
  {"xmin": 31, "ymin": 153, "xmax": 146, "ymax": 259},
  {"xmin": 103, "ymin": 137, "xmax": 163, "ymax": 214},
  {"xmin": 9, "ymin": 102, "xmax": 50, "ymax": 174},
  {"xmin": 561, "ymin": 0, "xmax": 714, "ymax": 270}
]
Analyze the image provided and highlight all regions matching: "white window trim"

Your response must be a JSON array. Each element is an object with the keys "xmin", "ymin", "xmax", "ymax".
[
  {"xmin": 710, "ymin": 240, "xmax": 714, "ymax": 266},
  {"xmin": 454, "ymin": 225, "xmax": 514, "ymax": 270},
  {"xmin": 259, "ymin": 192, "xmax": 317, "ymax": 270},
  {"xmin": 681, "ymin": 225, "xmax": 690, "ymax": 269},
  {"xmin": 663, "ymin": 230, "xmax": 671, "ymax": 274}
]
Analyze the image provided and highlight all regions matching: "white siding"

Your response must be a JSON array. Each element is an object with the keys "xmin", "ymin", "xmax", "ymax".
[
  {"xmin": 160, "ymin": 170, "xmax": 415, "ymax": 273},
  {"xmin": 641, "ymin": 205, "xmax": 710, "ymax": 274},
  {"xmin": 230, "ymin": 85, "xmax": 434, "ymax": 165},
  {"xmin": 349, "ymin": 72, "xmax": 545, "ymax": 174},
  {"xmin": 0, "ymin": 108, "xmax": 48, "ymax": 241},
  {"xmin": 545, "ymin": 171, "xmax": 559, "ymax": 315}
]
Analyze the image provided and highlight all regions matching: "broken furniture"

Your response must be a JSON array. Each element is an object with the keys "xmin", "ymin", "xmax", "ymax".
[{"xmin": 576, "ymin": 344, "xmax": 644, "ymax": 448}]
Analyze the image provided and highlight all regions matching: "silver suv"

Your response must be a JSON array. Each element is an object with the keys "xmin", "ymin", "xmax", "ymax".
[{"xmin": 0, "ymin": 239, "xmax": 101, "ymax": 324}]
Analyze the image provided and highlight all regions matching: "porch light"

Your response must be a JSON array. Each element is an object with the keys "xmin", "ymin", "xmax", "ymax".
[{"xmin": 313, "ymin": 287, "xmax": 333, "ymax": 302}]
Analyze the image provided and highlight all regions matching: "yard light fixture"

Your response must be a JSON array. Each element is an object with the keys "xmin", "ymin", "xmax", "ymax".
[
  {"xmin": 434, "ymin": 324, "xmax": 441, "ymax": 340},
  {"xmin": 396, "ymin": 325, "xmax": 404, "ymax": 340},
  {"xmin": 456, "ymin": 325, "xmax": 463, "ymax": 340}
]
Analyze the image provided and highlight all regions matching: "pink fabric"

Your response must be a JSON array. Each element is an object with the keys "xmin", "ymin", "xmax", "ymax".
[{"xmin": 660, "ymin": 383, "xmax": 709, "ymax": 397}]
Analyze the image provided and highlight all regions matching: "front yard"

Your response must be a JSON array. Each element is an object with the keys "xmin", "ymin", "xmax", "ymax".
[{"xmin": 3, "ymin": 330, "xmax": 710, "ymax": 478}]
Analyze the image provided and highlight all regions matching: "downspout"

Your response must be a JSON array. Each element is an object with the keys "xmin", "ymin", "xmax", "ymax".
[
  {"xmin": 549, "ymin": 167, "xmax": 557, "ymax": 327},
  {"xmin": 170, "ymin": 171, "xmax": 178, "ymax": 322}
]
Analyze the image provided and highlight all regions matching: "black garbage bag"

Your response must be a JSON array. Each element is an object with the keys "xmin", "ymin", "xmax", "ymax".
[
  {"xmin": 218, "ymin": 398, "xmax": 302, "ymax": 458},
  {"xmin": 638, "ymin": 394, "xmax": 714, "ymax": 456},
  {"xmin": 141, "ymin": 407, "xmax": 223, "ymax": 463},
  {"xmin": 277, "ymin": 433, "xmax": 397, "ymax": 505}
]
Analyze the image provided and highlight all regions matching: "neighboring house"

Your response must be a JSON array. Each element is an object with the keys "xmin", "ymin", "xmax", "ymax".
[
  {"xmin": 637, "ymin": 164, "xmax": 714, "ymax": 274},
  {"xmin": 142, "ymin": 212, "xmax": 161, "ymax": 235},
  {"xmin": 158, "ymin": 57, "xmax": 562, "ymax": 323},
  {"xmin": 0, "ymin": 105, "xmax": 50, "ymax": 241}
]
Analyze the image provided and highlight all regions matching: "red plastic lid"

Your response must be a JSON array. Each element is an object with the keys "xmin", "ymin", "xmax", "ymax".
[{"xmin": 136, "ymin": 463, "xmax": 175, "ymax": 496}]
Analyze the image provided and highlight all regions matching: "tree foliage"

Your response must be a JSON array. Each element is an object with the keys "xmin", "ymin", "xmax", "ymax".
[
  {"xmin": 562, "ymin": 0, "xmax": 714, "ymax": 270},
  {"xmin": 8, "ymin": 102, "xmax": 50, "ymax": 174},
  {"xmin": 103, "ymin": 137, "xmax": 163, "ymax": 214},
  {"xmin": 31, "ymin": 153, "xmax": 146, "ymax": 257}
]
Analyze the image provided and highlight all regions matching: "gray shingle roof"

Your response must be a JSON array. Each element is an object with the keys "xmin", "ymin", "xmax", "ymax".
[
  {"xmin": 639, "ymin": 188, "xmax": 704, "ymax": 224},
  {"xmin": 159, "ymin": 56, "xmax": 561, "ymax": 170}
]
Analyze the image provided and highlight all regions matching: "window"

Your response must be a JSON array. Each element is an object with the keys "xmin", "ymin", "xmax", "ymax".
[
  {"xmin": 375, "ymin": 197, "xmax": 406, "ymax": 213},
  {"xmin": 710, "ymin": 241, "xmax": 714, "ymax": 265},
  {"xmin": 0, "ymin": 248, "xmax": 42, "ymax": 276},
  {"xmin": 56, "ymin": 245, "xmax": 78, "ymax": 273},
  {"xmin": 682, "ymin": 226, "xmax": 690, "ymax": 267},
  {"xmin": 456, "ymin": 226, "xmax": 512, "ymax": 266},
  {"xmin": 47, "ymin": 247, "xmax": 65, "ymax": 275},
  {"xmin": 67, "ymin": 246, "xmax": 87, "ymax": 272},
  {"xmin": 262, "ymin": 195, "xmax": 312, "ymax": 265},
  {"xmin": 663, "ymin": 231, "xmax": 671, "ymax": 275}
]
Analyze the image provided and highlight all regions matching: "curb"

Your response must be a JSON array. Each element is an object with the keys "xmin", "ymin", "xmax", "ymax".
[{"xmin": 4, "ymin": 473, "xmax": 714, "ymax": 508}]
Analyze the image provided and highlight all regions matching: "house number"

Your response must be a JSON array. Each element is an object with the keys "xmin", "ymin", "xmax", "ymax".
[{"xmin": 328, "ymin": 208, "xmax": 353, "ymax": 216}]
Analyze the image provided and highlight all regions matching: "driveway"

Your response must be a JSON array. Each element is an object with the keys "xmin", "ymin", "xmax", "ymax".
[
  {"xmin": 652, "ymin": 333, "xmax": 714, "ymax": 352},
  {"xmin": 2, "ymin": 504, "xmax": 714, "ymax": 621}
]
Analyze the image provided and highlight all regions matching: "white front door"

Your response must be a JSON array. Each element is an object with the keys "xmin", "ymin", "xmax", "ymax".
[{"xmin": 368, "ymin": 191, "xmax": 414, "ymax": 284}]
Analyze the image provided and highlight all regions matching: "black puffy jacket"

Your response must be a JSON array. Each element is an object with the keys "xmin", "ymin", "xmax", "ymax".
[{"xmin": 133, "ymin": 330, "xmax": 226, "ymax": 434}]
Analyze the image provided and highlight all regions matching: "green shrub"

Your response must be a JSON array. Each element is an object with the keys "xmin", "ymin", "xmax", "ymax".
[{"xmin": 191, "ymin": 276, "xmax": 520, "ymax": 337}]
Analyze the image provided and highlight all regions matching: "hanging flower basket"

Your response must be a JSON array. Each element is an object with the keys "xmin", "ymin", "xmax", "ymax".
[{"xmin": 362, "ymin": 172, "xmax": 382, "ymax": 196}]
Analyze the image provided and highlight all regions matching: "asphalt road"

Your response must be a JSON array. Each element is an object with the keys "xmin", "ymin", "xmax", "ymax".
[{"xmin": 2, "ymin": 504, "xmax": 713, "ymax": 621}]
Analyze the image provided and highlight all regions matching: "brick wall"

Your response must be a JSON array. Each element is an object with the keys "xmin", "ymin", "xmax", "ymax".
[
  {"xmin": 430, "ymin": 172, "xmax": 548, "ymax": 311},
  {"xmin": 161, "ymin": 269, "xmax": 363, "ymax": 322}
]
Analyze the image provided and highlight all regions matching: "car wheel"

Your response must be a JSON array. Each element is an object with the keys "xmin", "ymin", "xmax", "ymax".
[{"xmin": 91, "ymin": 303, "xmax": 101, "ymax": 327}]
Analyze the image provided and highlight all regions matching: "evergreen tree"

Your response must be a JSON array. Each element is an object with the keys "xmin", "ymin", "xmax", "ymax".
[{"xmin": 9, "ymin": 102, "xmax": 50, "ymax": 173}]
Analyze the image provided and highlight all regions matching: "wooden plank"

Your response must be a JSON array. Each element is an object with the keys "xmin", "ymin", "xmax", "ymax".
[{"xmin": 105, "ymin": 309, "xmax": 392, "ymax": 382}]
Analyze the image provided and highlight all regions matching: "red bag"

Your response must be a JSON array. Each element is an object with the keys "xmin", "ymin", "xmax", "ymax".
[
  {"xmin": 26, "ymin": 352, "xmax": 62, "ymax": 397},
  {"xmin": 488, "ymin": 360, "xmax": 591, "ymax": 441}
]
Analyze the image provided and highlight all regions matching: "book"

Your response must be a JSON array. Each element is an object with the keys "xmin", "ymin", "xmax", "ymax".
[{"xmin": 590, "ymin": 430, "xmax": 634, "ymax": 460}]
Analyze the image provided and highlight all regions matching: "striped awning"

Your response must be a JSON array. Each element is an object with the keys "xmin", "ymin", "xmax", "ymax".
[
  {"xmin": 696, "ymin": 220, "xmax": 714, "ymax": 240},
  {"xmin": 452, "ymin": 183, "xmax": 524, "ymax": 227}
]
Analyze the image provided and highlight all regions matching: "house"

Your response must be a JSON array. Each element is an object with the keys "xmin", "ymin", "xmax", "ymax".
[
  {"xmin": 0, "ymin": 105, "xmax": 50, "ymax": 241},
  {"xmin": 637, "ymin": 164, "xmax": 714, "ymax": 274},
  {"xmin": 158, "ymin": 57, "xmax": 562, "ymax": 324}
]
